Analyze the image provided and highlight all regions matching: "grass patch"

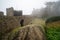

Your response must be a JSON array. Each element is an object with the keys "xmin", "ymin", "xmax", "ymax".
[
  {"xmin": 46, "ymin": 26, "xmax": 60, "ymax": 40},
  {"xmin": 31, "ymin": 18, "xmax": 45, "ymax": 26}
]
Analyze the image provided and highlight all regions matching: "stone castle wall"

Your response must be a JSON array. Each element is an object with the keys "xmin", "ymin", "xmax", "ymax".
[
  {"xmin": 0, "ymin": 11, "xmax": 4, "ymax": 16},
  {"xmin": 6, "ymin": 7, "xmax": 22, "ymax": 16}
]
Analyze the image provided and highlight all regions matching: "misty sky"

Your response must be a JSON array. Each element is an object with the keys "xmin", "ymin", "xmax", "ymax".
[{"xmin": 0, "ymin": 0, "xmax": 58, "ymax": 15}]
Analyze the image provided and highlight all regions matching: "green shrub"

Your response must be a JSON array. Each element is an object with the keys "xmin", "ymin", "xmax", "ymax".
[{"xmin": 45, "ymin": 16, "xmax": 60, "ymax": 24}]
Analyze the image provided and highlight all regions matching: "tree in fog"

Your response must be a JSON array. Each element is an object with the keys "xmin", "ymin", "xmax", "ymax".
[
  {"xmin": 45, "ymin": 1, "xmax": 60, "ymax": 17},
  {"xmin": 32, "ymin": 0, "xmax": 60, "ymax": 18},
  {"xmin": 44, "ymin": 1, "xmax": 60, "ymax": 17}
]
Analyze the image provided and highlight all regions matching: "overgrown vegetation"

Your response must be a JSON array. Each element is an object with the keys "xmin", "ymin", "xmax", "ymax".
[
  {"xmin": 0, "ymin": 16, "xmax": 32, "ymax": 40},
  {"xmin": 0, "ymin": 16, "xmax": 20, "ymax": 40},
  {"xmin": 8, "ymin": 27, "xmax": 22, "ymax": 40},
  {"xmin": 45, "ymin": 16, "xmax": 60, "ymax": 40},
  {"xmin": 0, "ymin": 16, "xmax": 60, "ymax": 40}
]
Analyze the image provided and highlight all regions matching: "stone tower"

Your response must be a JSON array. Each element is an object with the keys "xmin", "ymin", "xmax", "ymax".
[{"xmin": 6, "ymin": 7, "xmax": 14, "ymax": 16}]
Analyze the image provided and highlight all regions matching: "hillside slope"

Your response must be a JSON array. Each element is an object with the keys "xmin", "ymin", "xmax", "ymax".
[
  {"xmin": 0, "ymin": 17, "xmax": 46, "ymax": 40},
  {"xmin": 7, "ymin": 25, "xmax": 46, "ymax": 40}
]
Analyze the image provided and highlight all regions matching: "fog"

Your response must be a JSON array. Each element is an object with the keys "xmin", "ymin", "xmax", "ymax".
[{"xmin": 32, "ymin": 0, "xmax": 60, "ymax": 18}]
